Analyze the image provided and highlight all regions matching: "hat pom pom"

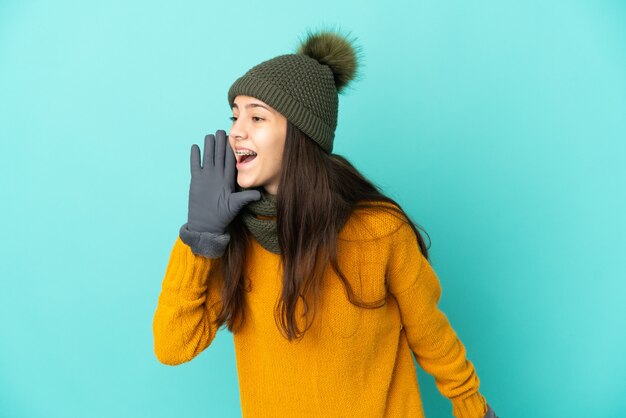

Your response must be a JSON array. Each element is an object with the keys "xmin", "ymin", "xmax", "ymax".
[{"xmin": 296, "ymin": 27, "xmax": 362, "ymax": 93}]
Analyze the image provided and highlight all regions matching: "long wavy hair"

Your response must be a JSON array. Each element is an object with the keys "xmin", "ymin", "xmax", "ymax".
[{"xmin": 214, "ymin": 121, "xmax": 430, "ymax": 341}]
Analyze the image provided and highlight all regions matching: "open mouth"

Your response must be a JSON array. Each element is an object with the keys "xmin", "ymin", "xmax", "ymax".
[
  {"xmin": 239, "ymin": 154, "xmax": 257, "ymax": 164},
  {"xmin": 236, "ymin": 150, "xmax": 258, "ymax": 167}
]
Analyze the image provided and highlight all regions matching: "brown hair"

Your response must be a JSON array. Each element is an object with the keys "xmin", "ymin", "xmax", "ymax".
[{"xmin": 214, "ymin": 121, "xmax": 430, "ymax": 341}]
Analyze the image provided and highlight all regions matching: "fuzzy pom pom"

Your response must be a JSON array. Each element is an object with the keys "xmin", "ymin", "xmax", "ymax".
[{"xmin": 296, "ymin": 27, "xmax": 362, "ymax": 93}]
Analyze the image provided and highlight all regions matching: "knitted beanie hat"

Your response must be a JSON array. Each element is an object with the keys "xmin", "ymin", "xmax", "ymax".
[{"xmin": 227, "ymin": 28, "xmax": 362, "ymax": 153}]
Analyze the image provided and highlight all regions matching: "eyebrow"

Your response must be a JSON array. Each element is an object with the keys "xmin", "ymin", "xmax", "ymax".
[{"xmin": 232, "ymin": 103, "xmax": 270, "ymax": 111}]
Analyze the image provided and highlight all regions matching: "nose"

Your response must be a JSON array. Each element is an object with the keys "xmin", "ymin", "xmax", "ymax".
[{"xmin": 228, "ymin": 117, "xmax": 246, "ymax": 141}]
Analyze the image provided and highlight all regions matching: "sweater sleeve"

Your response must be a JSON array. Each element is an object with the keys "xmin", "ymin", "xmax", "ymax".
[
  {"xmin": 386, "ymin": 222, "xmax": 489, "ymax": 418},
  {"xmin": 152, "ymin": 229, "xmax": 227, "ymax": 365}
]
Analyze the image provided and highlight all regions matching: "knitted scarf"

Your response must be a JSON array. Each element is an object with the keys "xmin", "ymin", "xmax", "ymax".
[{"xmin": 239, "ymin": 187, "xmax": 280, "ymax": 254}]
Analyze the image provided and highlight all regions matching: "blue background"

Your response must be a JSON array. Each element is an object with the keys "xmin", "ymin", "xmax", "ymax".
[{"xmin": 1, "ymin": 1, "xmax": 625, "ymax": 417}]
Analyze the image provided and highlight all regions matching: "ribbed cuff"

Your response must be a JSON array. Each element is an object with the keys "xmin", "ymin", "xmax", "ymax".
[
  {"xmin": 451, "ymin": 391, "xmax": 488, "ymax": 418},
  {"xmin": 228, "ymin": 74, "xmax": 334, "ymax": 153},
  {"xmin": 178, "ymin": 223, "xmax": 230, "ymax": 259},
  {"xmin": 484, "ymin": 403, "xmax": 498, "ymax": 418}
]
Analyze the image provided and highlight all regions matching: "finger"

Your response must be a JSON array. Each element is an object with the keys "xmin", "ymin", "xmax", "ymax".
[
  {"xmin": 203, "ymin": 134, "xmax": 215, "ymax": 169},
  {"xmin": 190, "ymin": 144, "xmax": 201, "ymax": 175},
  {"xmin": 229, "ymin": 190, "xmax": 262, "ymax": 213},
  {"xmin": 215, "ymin": 129, "xmax": 226, "ymax": 173},
  {"xmin": 224, "ymin": 135, "xmax": 236, "ymax": 188}
]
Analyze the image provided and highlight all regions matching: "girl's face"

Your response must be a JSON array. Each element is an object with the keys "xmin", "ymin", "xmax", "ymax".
[{"xmin": 228, "ymin": 95, "xmax": 287, "ymax": 195}]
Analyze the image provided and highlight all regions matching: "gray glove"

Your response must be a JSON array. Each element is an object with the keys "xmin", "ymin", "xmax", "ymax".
[
  {"xmin": 179, "ymin": 129, "xmax": 261, "ymax": 258},
  {"xmin": 484, "ymin": 403, "xmax": 499, "ymax": 418}
]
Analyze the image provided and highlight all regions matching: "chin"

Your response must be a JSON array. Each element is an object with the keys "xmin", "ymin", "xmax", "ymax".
[{"xmin": 236, "ymin": 177, "xmax": 259, "ymax": 189}]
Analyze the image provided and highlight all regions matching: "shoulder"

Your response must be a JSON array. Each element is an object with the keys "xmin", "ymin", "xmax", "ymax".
[{"xmin": 337, "ymin": 201, "xmax": 408, "ymax": 242}]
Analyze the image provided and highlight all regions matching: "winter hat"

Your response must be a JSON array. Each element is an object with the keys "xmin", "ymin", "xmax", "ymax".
[{"xmin": 227, "ymin": 28, "xmax": 362, "ymax": 153}]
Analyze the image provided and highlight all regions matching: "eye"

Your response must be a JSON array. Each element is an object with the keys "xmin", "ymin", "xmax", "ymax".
[{"xmin": 229, "ymin": 116, "xmax": 263, "ymax": 122}]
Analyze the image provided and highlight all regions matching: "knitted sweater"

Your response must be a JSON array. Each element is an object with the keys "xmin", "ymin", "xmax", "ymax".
[{"xmin": 152, "ymin": 204, "xmax": 489, "ymax": 418}]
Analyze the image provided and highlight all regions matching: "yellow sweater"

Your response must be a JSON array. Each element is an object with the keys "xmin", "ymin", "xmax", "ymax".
[{"xmin": 153, "ymin": 204, "xmax": 489, "ymax": 417}]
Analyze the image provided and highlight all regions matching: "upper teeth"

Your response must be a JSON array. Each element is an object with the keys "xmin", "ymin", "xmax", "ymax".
[{"xmin": 235, "ymin": 150, "xmax": 257, "ymax": 155}]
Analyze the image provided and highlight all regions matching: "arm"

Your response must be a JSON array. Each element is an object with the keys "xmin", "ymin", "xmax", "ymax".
[
  {"xmin": 386, "ymin": 222, "xmax": 493, "ymax": 418},
  {"xmin": 153, "ymin": 130, "xmax": 258, "ymax": 365},
  {"xmin": 152, "ymin": 224, "xmax": 230, "ymax": 365}
]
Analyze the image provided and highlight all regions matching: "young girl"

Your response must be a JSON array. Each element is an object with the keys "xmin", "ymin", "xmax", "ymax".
[{"xmin": 153, "ymin": 28, "xmax": 498, "ymax": 418}]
